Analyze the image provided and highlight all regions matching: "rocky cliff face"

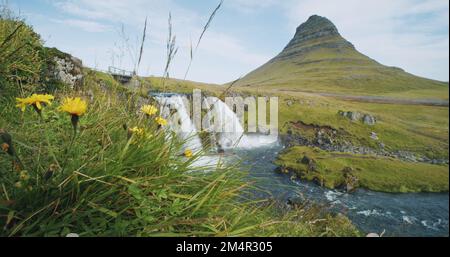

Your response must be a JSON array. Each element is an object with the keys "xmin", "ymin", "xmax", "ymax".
[
  {"xmin": 53, "ymin": 54, "xmax": 83, "ymax": 89},
  {"xmin": 45, "ymin": 47, "xmax": 84, "ymax": 89}
]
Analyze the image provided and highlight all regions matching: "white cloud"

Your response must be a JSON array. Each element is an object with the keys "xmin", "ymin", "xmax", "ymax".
[
  {"xmin": 53, "ymin": 0, "xmax": 199, "ymax": 28},
  {"xmin": 199, "ymin": 31, "xmax": 270, "ymax": 65},
  {"xmin": 226, "ymin": 0, "xmax": 277, "ymax": 12},
  {"xmin": 52, "ymin": 18, "xmax": 111, "ymax": 32}
]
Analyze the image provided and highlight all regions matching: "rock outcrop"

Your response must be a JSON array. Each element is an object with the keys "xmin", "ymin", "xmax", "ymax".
[
  {"xmin": 363, "ymin": 114, "xmax": 377, "ymax": 125},
  {"xmin": 338, "ymin": 110, "xmax": 377, "ymax": 125},
  {"xmin": 46, "ymin": 47, "xmax": 84, "ymax": 89},
  {"xmin": 53, "ymin": 55, "xmax": 83, "ymax": 89}
]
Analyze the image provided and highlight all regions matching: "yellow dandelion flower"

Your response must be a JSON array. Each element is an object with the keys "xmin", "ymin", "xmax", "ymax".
[
  {"xmin": 129, "ymin": 127, "xmax": 145, "ymax": 136},
  {"xmin": 141, "ymin": 105, "xmax": 158, "ymax": 116},
  {"xmin": 16, "ymin": 94, "xmax": 54, "ymax": 112},
  {"xmin": 59, "ymin": 97, "xmax": 88, "ymax": 117},
  {"xmin": 155, "ymin": 116, "xmax": 168, "ymax": 126},
  {"xmin": 184, "ymin": 149, "xmax": 193, "ymax": 158}
]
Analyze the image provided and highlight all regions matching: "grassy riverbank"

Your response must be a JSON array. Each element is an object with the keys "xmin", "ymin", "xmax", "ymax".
[{"xmin": 275, "ymin": 146, "xmax": 449, "ymax": 193}]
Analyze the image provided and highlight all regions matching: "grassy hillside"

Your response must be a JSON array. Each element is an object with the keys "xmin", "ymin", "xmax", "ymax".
[
  {"xmin": 275, "ymin": 92, "xmax": 449, "ymax": 159},
  {"xmin": 235, "ymin": 15, "xmax": 449, "ymax": 100}
]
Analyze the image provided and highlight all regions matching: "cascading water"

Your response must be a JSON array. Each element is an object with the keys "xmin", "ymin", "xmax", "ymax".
[
  {"xmin": 203, "ymin": 97, "xmax": 278, "ymax": 150},
  {"xmin": 154, "ymin": 94, "xmax": 279, "ymax": 153},
  {"xmin": 152, "ymin": 93, "xmax": 279, "ymax": 167},
  {"xmin": 154, "ymin": 94, "xmax": 203, "ymax": 152}
]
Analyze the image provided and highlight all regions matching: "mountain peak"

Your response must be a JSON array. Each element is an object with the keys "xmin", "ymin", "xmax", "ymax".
[
  {"xmin": 274, "ymin": 15, "xmax": 352, "ymax": 61},
  {"xmin": 236, "ymin": 15, "xmax": 446, "ymax": 96},
  {"xmin": 294, "ymin": 15, "xmax": 340, "ymax": 41}
]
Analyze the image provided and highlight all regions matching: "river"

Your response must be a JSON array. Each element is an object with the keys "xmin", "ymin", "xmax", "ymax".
[{"xmin": 230, "ymin": 143, "xmax": 449, "ymax": 237}]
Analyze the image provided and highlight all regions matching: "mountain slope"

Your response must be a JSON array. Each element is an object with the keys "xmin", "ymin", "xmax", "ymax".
[{"xmin": 236, "ymin": 15, "xmax": 448, "ymax": 99}]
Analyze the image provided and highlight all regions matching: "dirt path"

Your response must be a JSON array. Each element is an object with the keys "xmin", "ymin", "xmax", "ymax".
[{"xmin": 279, "ymin": 90, "xmax": 449, "ymax": 106}]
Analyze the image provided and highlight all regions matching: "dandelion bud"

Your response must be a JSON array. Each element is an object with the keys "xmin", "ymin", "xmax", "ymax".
[
  {"xmin": 19, "ymin": 170, "xmax": 30, "ymax": 181},
  {"xmin": 1, "ymin": 143, "xmax": 10, "ymax": 154},
  {"xmin": 0, "ymin": 131, "xmax": 17, "ymax": 157},
  {"xmin": 13, "ymin": 160, "xmax": 22, "ymax": 172},
  {"xmin": 14, "ymin": 181, "xmax": 22, "ymax": 189},
  {"xmin": 44, "ymin": 164, "xmax": 58, "ymax": 181},
  {"xmin": 0, "ymin": 129, "xmax": 12, "ymax": 145}
]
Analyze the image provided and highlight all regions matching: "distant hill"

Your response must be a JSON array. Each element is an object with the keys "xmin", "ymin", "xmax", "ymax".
[{"xmin": 236, "ymin": 15, "xmax": 448, "ymax": 99}]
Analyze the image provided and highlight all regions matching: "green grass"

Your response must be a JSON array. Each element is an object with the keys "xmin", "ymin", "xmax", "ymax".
[
  {"xmin": 0, "ymin": 70, "xmax": 361, "ymax": 237},
  {"xmin": 0, "ymin": 16, "xmax": 68, "ymax": 96},
  {"xmin": 275, "ymin": 146, "xmax": 449, "ymax": 193},
  {"xmin": 275, "ymin": 93, "xmax": 449, "ymax": 159},
  {"xmin": 137, "ymin": 76, "xmax": 224, "ymax": 96}
]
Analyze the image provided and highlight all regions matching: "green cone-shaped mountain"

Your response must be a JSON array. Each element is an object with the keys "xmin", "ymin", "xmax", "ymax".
[{"xmin": 236, "ymin": 15, "xmax": 448, "ymax": 98}]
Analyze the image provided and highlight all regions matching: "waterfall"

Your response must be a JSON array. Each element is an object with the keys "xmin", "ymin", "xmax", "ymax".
[
  {"xmin": 203, "ymin": 97, "xmax": 278, "ymax": 150},
  {"xmin": 154, "ymin": 95, "xmax": 203, "ymax": 152},
  {"xmin": 153, "ymin": 94, "xmax": 278, "ymax": 154},
  {"xmin": 202, "ymin": 97, "xmax": 244, "ymax": 149}
]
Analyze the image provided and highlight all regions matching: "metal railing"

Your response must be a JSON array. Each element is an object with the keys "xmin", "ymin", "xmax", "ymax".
[{"xmin": 108, "ymin": 66, "xmax": 134, "ymax": 77}]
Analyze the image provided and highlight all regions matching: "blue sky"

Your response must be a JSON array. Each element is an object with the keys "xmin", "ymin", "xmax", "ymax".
[{"xmin": 9, "ymin": 0, "xmax": 449, "ymax": 83}]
